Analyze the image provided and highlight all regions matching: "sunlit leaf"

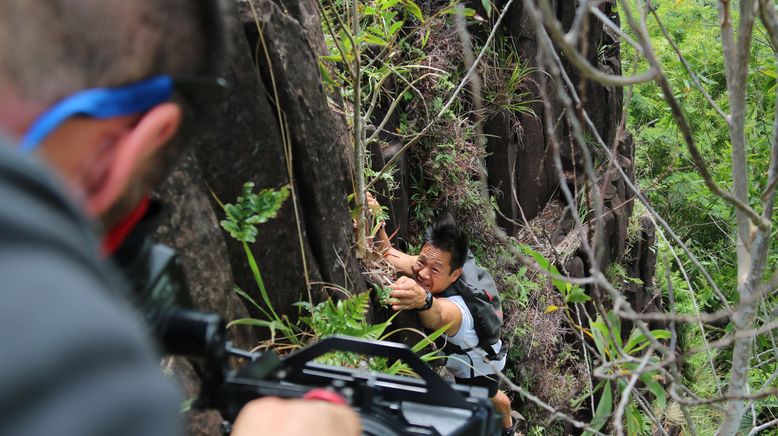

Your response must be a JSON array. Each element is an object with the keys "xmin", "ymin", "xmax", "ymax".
[
  {"xmin": 481, "ymin": 0, "xmax": 492, "ymax": 17},
  {"xmin": 362, "ymin": 33, "xmax": 387, "ymax": 46},
  {"xmin": 411, "ymin": 323, "xmax": 450, "ymax": 353},
  {"xmin": 585, "ymin": 381, "xmax": 612, "ymax": 434},
  {"xmin": 624, "ymin": 329, "xmax": 646, "ymax": 354},
  {"xmin": 380, "ymin": 0, "xmax": 401, "ymax": 10},
  {"xmin": 227, "ymin": 318, "xmax": 278, "ymax": 328},
  {"xmin": 321, "ymin": 54, "xmax": 343, "ymax": 62},
  {"xmin": 402, "ymin": 0, "xmax": 423, "ymax": 22},
  {"xmin": 761, "ymin": 69, "xmax": 778, "ymax": 79},
  {"xmin": 565, "ymin": 287, "xmax": 591, "ymax": 303},
  {"xmin": 441, "ymin": 6, "xmax": 476, "ymax": 16},
  {"xmin": 518, "ymin": 244, "xmax": 567, "ymax": 295},
  {"xmin": 640, "ymin": 373, "xmax": 667, "ymax": 409},
  {"xmin": 388, "ymin": 20, "xmax": 404, "ymax": 36},
  {"xmin": 590, "ymin": 319, "xmax": 610, "ymax": 359},
  {"xmin": 606, "ymin": 311, "xmax": 621, "ymax": 348}
]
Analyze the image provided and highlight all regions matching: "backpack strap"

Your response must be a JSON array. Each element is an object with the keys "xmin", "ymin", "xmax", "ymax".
[
  {"xmin": 441, "ymin": 342, "xmax": 475, "ymax": 378},
  {"xmin": 442, "ymin": 338, "xmax": 506, "ymax": 362}
]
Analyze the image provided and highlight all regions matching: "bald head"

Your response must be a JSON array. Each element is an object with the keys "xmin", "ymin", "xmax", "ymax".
[{"xmin": 0, "ymin": 0, "xmax": 228, "ymax": 106}]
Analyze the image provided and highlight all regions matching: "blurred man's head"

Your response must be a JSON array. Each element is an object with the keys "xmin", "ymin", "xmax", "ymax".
[
  {"xmin": 0, "ymin": 0, "xmax": 229, "ymax": 227},
  {"xmin": 413, "ymin": 217, "xmax": 468, "ymax": 294}
]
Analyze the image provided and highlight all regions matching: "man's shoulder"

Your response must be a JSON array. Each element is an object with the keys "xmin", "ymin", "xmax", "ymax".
[
  {"xmin": 0, "ymin": 138, "xmax": 148, "ymax": 355},
  {"xmin": 0, "ymin": 141, "xmax": 182, "ymax": 436},
  {"xmin": 439, "ymin": 293, "xmax": 470, "ymax": 320}
]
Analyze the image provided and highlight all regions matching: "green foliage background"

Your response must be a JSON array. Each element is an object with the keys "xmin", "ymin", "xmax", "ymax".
[{"xmin": 623, "ymin": 0, "xmax": 777, "ymax": 432}]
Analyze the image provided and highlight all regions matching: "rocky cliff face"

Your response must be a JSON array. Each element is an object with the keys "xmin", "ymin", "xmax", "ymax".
[{"xmin": 153, "ymin": 0, "xmax": 659, "ymax": 432}]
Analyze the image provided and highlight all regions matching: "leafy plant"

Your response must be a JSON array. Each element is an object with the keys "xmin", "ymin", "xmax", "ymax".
[
  {"xmin": 372, "ymin": 283, "xmax": 397, "ymax": 306},
  {"xmin": 503, "ymin": 266, "xmax": 540, "ymax": 308},
  {"xmin": 298, "ymin": 291, "xmax": 447, "ymax": 376},
  {"xmin": 483, "ymin": 41, "xmax": 539, "ymax": 118},
  {"xmin": 518, "ymin": 244, "xmax": 590, "ymax": 304},
  {"xmin": 575, "ymin": 311, "xmax": 671, "ymax": 434},
  {"xmin": 219, "ymin": 182, "xmax": 299, "ymax": 343},
  {"xmin": 299, "ymin": 292, "xmax": 383, "ymax": 339},
  {"xmin": 220, "ymin": 182, "xmax": 290, "ymax": 244},
  {"xmin": 605, "ymin": 263, "xmax": 643, "ymax": 288}
]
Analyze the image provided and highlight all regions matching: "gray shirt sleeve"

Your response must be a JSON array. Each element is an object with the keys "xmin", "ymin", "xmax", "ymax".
[{"xmin": 0, "ymin": 144, "xmax": 182, "ymax": 436}]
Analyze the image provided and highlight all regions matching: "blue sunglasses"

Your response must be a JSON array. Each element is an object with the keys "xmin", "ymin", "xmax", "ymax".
[{"xmin": 21, "ymin": 75, "xmax": 228, "ymax": 153}]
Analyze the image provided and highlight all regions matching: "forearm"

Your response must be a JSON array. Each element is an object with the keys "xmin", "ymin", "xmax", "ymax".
[
  {"xmin": 369, "ymin": 219, "xmax": 413, "ymax": 273},
  {"xmin": 417, "ymin": 298, "xmax": 461, "ymax": 336},
  {"xmin": 417, "ymin": 299, "xmax": 447, "ymax": 331}
]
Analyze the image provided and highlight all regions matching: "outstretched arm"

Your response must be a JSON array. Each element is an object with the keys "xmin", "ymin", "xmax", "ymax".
[
  {"xmin": 366, "ymin": 193, "xmax": 417, "ymax": 276},
  {"xmin": 386, "ymin": 247, "xmax": 417, "ymax": 276}
]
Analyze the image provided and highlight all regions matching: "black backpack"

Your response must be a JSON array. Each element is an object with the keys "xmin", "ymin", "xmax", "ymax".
[{"xmin": 439, "ymin": 251, "xmax": 505, "ymax": 360}]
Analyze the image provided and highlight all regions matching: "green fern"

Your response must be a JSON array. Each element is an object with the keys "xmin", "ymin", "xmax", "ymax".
[{"xmin": 299, "ymin": 292, "xmax": 374, "ymax": 338}]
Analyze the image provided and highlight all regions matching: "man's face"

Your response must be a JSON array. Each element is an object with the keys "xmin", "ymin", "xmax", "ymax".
[{"xmin": 412, "ymin": 244, "xmax": 461, "ymax": 294}]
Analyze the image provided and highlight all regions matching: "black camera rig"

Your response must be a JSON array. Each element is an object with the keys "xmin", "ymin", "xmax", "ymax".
[{"xmin": 155, "ymin": 307, "xmax": 503, "ymax": 436}]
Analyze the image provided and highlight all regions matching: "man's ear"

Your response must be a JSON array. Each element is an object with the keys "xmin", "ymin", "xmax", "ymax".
[
  {"xmin": 450, "ymin": 267, "xmax": 463, "ymax": 283},
  {"xmin": 86, "ymin": 103, "xmax": 181, "ymax": 216}
]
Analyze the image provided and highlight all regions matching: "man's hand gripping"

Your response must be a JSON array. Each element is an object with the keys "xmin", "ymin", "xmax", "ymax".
[{"xmin": 388, "ymin": 276, "xmax": 428, "ymax": 311}]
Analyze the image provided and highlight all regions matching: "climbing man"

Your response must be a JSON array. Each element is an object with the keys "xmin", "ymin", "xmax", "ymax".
[{"xmin": 369, "ymin": 196, "xmax": 520, "ymax": 436}]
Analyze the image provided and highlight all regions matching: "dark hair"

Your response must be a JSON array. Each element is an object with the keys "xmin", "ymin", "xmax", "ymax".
[{"xmin": 423, "ymin": 214, "xmax": 468, "ymax": 271}]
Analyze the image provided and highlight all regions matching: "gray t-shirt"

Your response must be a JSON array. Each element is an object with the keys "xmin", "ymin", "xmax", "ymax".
[{"xmin": 0, "ymin": 142, "xmax": 182, "ymax": 436}]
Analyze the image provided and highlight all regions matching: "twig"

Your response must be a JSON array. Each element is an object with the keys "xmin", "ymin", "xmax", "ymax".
[
  {"xmin": 454, "ymin": 4, "xmax": 492, "ymax": 225},
  {"xmin": 588, "ymin": 4, "xmax": 643, "ymax": 55},
  {"xmin": 659, "ymin": 227, "xmax": 723, "ymax": 395},
  {"xmin": 633, "ymin": 0, "xmax": 769, "ymax": 232},
  {"xmin": 614, "ymin": 347, "xmax": 655, "ymax": 436},
  {"xmin": 365, "ymin": 73, "xmax": 438, "ymax": 146},
  {"xmin": 567, "ymin": 0, "xmax": 594, "ymax": 46},
  {"xmin": 670, "ymin": 386, "xmax": 778, "ymax": 407},
  {"xmin": 759, "ymin": 0, "xmax": 778, "ymax": 53},
  {"xmin": 352, "ymin": 0, "xmax": 367, "ymax": 259},
  {"xmin": 530, "ymin": 5, "xmax": 597, "ymax": 265},
  {"xmin": 575, "ymin": 304, "xmax": 597, "ymax": 416},
  {"xmin": 536, "ymin": 8, "xmax": 733, "ymax": 310},
  {"xmin": 718, "ymin": 0, "xmax": 764, "ymax": 431},
  {"xmin": 748, "ymin": 417, "xmax": 778, "ymax": 436},
  {"xmin": 633, "ymin": 390, "xmax": 671, "ymax": 436},
  {"xmin": 537, "ymin": 0, "xmax": 658, "ymax": 86},
  {"xmin": 318, "ymin": 3, "xmax": 356, "ymax": 79},
  {"xmin": 688, "ymin": 318, "xmax": 778, "ymax": 354}
]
